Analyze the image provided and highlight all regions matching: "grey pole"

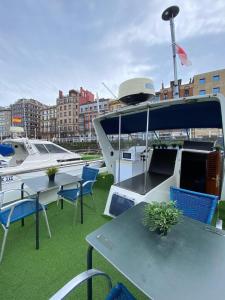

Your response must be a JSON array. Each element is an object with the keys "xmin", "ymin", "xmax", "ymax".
[
  {"xmin": 144, "ymin": 108, "xmax": 150, "ymax": 193},
  {"xmin": 118, "ymin": 115, "xmax": 121, "ymax": 184},
  {"xmin": 162, "ymin": 6, "xmax": 180, "ymax": 99}
]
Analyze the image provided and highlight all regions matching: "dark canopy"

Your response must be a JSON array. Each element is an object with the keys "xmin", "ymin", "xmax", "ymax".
[{"xmin": 101, "ymin": 101, "xmax": 222, "ymax": 134}]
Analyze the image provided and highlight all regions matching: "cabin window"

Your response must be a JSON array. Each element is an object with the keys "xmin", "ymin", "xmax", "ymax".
[
  {"xmin": 34, "ymin": 144, "xmax": 49, "ymax": 153},
  {"xmin": 44, "ymin": 144, "xmax": 67, "ymax": 153}
]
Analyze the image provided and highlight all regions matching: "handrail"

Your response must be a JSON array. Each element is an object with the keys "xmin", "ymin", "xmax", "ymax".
[
  {"xmin": 0, "ymin": 159, "xmax": 103, "ymax": 177},
  {"xmin": 0, "ymin": 159, "xmax": 103, "ymax": 191}
]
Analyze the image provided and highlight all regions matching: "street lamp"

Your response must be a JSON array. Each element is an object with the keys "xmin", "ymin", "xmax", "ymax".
[{"xmin": 162, "ymin": 5, "xmax": 180, "ymax": 99}]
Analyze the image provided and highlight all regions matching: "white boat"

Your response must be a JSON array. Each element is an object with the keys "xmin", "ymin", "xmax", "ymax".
[
  {"xmin": 94, "ymin": 78, "xmax": 225, "ymax": 217},
  {"xmin": 0, "ymin": 138, "xmax": 104, "ymax": 203}
]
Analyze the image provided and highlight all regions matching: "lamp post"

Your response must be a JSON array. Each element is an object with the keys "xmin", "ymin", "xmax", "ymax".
[
  {"xmin": 58, "ymin": 125, "xmax": 61, "ymax": 143},
  {"xmin": 162, "ymin": 6, "xmax": 180, "ymax": 99}
]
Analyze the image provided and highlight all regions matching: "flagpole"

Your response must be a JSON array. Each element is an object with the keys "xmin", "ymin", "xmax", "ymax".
[{"xmin": 162, "ymin": 6, "xmax": 180, "ymax": 99}]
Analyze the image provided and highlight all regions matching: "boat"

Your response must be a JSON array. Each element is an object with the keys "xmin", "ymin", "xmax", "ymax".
[
  {"xmin": 93, "ymin": 78, "xmax": 225, "ymax": 217},
  {"xmin": 0, "ymin": 138, "xmax": 104, "ymax": 203}
]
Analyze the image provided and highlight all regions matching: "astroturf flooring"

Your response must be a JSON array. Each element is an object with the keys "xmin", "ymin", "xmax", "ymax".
[{"xmin": 0, "ymin": 174, "xmax": 148, "ymax": 300}]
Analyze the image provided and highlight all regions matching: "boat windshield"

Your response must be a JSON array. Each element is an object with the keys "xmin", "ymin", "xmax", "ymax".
[{"xmin": 34, "ymin": 143, "xmax": 68, "ymax": 154}]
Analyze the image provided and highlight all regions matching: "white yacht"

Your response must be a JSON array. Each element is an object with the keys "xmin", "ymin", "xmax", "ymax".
[{"xmin": 0, "ymin": 138, "xmax": 103, "ymax": 203}]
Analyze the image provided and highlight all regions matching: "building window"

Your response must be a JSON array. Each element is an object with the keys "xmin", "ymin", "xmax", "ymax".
[
  {"xmin": 213, "ymin": 75, "xmax": 220, "ymax": 82},
  {"xmin": 199, "ymin": 90, "xmax": 206, "ymax": 95},
  {"xmin": 184, "ymin": 89, "xmax": 189, "ymax": 97},
  {"xmin": 212, "ymin": 87, "xmax": 220, "ymax": 94},
  {"xmin": 199, "ymin": 78, "xmax": 206, "ymax": 84}
]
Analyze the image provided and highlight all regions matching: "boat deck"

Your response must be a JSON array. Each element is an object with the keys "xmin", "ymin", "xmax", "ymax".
[{"xmin": 0, "ymin": 173, "xmax": 148, "ymax": 300}]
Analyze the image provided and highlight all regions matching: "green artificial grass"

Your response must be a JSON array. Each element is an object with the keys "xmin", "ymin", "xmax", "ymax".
[
  {"xmin": 0, "ymin": 174, "xmax": 148, "ymax": 300},
  {"xmin": 81, "ymin": 154, "xmax": 102, "ymax": 161}
]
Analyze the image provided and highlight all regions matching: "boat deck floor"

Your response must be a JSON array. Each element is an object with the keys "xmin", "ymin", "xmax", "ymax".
[{"xmin": 115, "ymin": 172, "xmax": 170, "ymax": 195}]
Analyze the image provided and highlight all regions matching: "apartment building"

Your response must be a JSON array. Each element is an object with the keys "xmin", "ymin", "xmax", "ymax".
[
  {"xmin": 56, "ymin": 90, "xmax": 80, "ymax": 138},
  {"xmin": 79, "ymin": 98, "xmax": 109, "ymax": 138},
  {"xmin": 0, "ymin": 107, "xmax": 11, "ymax": 139},
  {"xmin": 193, "ymin": 69, "xmax": 225, "ymax": 96},
  {"xmin": 40, "ymin": 105, "xmax": 57, "ymax": 140},
  {"xmin": 11, "ymin": 99, "xmax": 46, "ymax": 138}
]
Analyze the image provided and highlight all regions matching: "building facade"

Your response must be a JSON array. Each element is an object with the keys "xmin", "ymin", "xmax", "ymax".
[
  {"xmin": 159, "ymin": 79, "xmax": 194, "ymax": 100},
  {"xmin": 193, "ymin": 69, "xmax": 225, "ymax": 96},
  {"xmin": 79, "ymin": 87, "xmax": 95, "ymax": 105},
  {"xmin": 56, "ymin": 90, "xmax": 80, "ymax": 138},
  {"xmin": 11, "ymin": 99, "xmax": 46, "ymax": 138},
  {"xmin": 79, "ymin": 98, "xmax": 109, "ymax": 139},
  {"xmin": 40, "ymin": 105, "xmax": 57, "ymax": 140},
  {"xmin": 0, "ymin": 107, "xmax": 11, "ymax": 139}
]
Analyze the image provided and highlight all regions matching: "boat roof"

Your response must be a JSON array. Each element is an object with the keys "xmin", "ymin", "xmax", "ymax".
[{"xmin": 95, "ymin": 94, "xmax": 224, "ymax": 134}]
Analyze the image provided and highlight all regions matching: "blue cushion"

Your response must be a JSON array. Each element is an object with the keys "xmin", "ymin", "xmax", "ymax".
[{"xmin": 0, "ymin": 200, "xmax": 43, "ymax": 226}]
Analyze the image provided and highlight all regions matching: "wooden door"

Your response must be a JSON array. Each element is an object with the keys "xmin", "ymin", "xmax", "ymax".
[{"xmin": 206, "ymin": 151, "xmax": 222, "ymax": 195}]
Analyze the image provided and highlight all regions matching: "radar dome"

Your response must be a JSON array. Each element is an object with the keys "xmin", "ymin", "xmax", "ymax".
[{"xmin": 118, "ymin": 78, "xmax": 155, "ymax": 105}]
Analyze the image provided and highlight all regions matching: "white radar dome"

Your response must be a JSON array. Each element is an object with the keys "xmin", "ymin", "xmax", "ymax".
[{"xmin": 118, "ymin": 77, "xmax": 155, "ymax": 105}]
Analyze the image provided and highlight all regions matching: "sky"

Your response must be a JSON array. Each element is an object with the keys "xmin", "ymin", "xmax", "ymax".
[{"xmin": 0, "ymin": 0, "xmax": 225, "ymax": 106}]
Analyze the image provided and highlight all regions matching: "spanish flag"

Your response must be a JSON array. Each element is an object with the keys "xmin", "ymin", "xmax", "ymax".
[{"xmin": 12, "ymin": 116, "xmax": 22, "ymax": 123}]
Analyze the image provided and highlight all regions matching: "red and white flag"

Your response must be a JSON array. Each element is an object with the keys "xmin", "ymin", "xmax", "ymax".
[{"xmin": 175, "ymin": 44, "xmax": 192, "ymax": 66}]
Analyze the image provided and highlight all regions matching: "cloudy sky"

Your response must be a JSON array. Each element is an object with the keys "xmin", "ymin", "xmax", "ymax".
[{"xmin": 0, "ymin": 0, "xmax": 225, "ymax": 105}]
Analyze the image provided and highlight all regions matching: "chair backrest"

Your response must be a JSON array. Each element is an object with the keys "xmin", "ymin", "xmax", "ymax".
[
  {"xmin": 106, "ymin": 283, "xmax": 136, "ymax": 300},
  {"xmin": 149, "ymin": 149, "xmax": 177, "ymax": 176},
  {"xmin": 170, "ymin": 186, "xmax": 219, "ymax": 224},
  {"xmin": 82, "ymin": 166, "xmax": 99, "ymax": 193}
]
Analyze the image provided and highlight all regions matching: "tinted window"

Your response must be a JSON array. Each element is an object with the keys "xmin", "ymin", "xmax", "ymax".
[
  {"xmin": 35, "ymin": 144, "xmax": 48, "ymax": 153},
  {"xmin": 45, "ymin": 144, "xmax": 67, "ymax": 153},
  {"xmin": 199, "ymin": 78, "xmax": 205, "ymax": 84}
]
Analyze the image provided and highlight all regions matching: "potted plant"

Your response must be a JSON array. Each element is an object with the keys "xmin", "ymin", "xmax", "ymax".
[
  {"xmin": 46, "ymin": 166, "xmax": 59, "ymax": 182},
  {"xmin": 143, "ymin": 201, "xmax": 182, "ymax": 236}
]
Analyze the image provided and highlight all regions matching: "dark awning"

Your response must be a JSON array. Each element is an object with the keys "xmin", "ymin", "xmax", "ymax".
[{"xmin": 101, "ymin": 101, "xmax": 222, "ymax": 134}]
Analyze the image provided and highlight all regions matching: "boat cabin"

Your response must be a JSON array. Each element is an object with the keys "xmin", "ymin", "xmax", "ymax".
[{"xmin": 94, "ymin": 94, "xmax": 225, "ymax": 217}]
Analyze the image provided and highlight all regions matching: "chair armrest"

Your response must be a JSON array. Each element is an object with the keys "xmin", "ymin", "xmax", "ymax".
[
  {"xmin": 1, "ymin": 198, "xmax": 36, "ymax": 211},
  {"xmin": 49, "ymin": 269, "xmax": 112, "ymax": 300},
  {"xmin": 82, "ymin": 180, "xmax": 96, "ymax": 188}
]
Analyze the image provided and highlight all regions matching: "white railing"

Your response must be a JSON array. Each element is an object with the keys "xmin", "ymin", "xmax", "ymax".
[{"xmin": 0, "ymin": 159, "xmax": 103, "ymax": 190}]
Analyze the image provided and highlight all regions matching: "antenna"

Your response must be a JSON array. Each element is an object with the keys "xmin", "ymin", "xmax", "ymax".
[
  {"xmin": 162, "ymin": 5, "xmax": 180, "ymax": 99},
  {"xmin": 102, "ymin": 82, "xmax": 117, "ymax": 99}
]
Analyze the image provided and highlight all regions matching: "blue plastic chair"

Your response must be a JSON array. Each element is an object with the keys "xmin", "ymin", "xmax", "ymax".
[
  {"xmin": 57, "ymin": 166, "xmax": 99, "ymax": 212},
  {"xmin": 170, "ymin": 186, "xmax": 219, "ymax": 224},
  {"xmin": 0, "ymin": 188, "xmax": 51, "ymax": 263},
  {"xmin": 49, "ymin": 268, "xmax": 136, "ymax": 300}
]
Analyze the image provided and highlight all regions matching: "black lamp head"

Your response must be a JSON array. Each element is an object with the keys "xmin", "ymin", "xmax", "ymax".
[{"xmin": 162, "ymin": 6, "xmax": 179, "ymax": 21}]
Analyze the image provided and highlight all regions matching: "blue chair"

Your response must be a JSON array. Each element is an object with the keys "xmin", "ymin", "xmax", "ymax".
[
  {"xmin": 0, "ymin": 188, "xmax": 51, "ymax": 263},
  {"xmin": 57, "ymin": 166, "xmax": 99, "ymax": 213},
  {"xmin": 170, "ymin": 186, "xmax": 219, "ymax": 224},
  {"xmin": 49, "ymin": 268, "xmax": 136, "ymax": 300}
]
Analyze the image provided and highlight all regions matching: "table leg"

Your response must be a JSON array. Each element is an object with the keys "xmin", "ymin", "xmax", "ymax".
[
  {"xmin": 21, "ymin": 183, "xmax": 25, "ymax": 227},
  {"xmin": 87, "ymin": 245, "xmax": 93, "ymax": 300},
  {"xmin": 36, "ymin": 192, "xmax": 40, "ymax": 250},
  {"xmin": 61, "ymin": 186, "xmax": 64, "ymax": 209},
  {"xmin": 80, "ymin": 181, "xmax": 83, "ymax": 224}
]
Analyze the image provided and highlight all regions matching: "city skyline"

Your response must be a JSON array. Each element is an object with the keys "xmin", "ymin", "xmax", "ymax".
[{"xmin": 0, "ymin": 0, "xmax": 225, "ymax": 105}]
